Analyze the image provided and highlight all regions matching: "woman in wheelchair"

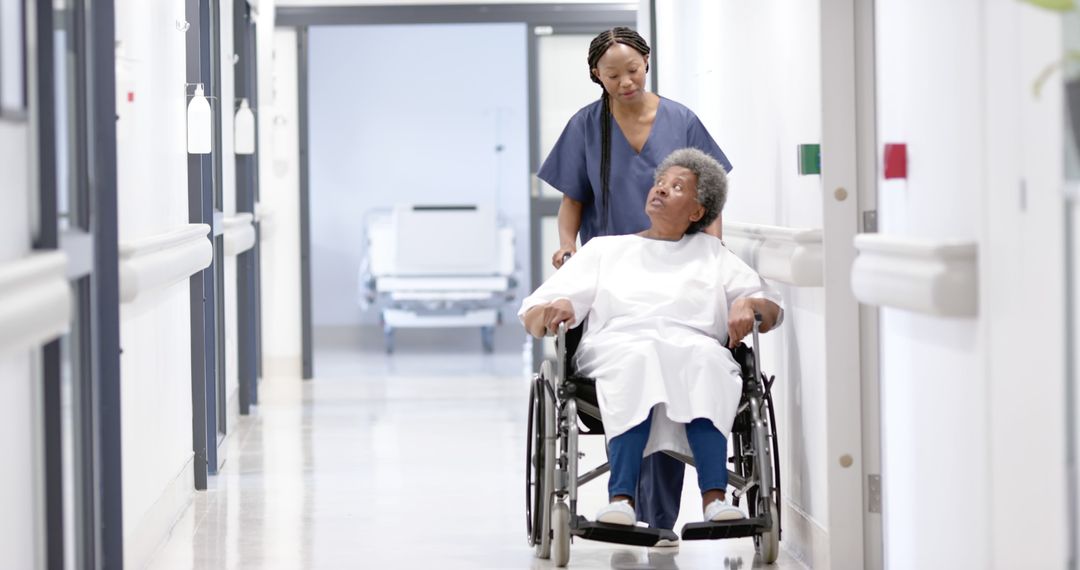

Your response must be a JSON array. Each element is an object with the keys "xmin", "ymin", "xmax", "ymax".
[{"xmin": 520, "ymin": 147, "xmax": 782, "ymax": 528}]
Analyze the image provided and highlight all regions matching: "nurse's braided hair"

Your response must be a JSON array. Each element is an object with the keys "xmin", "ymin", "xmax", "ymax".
[{"xmin": 587, "ymin": 27, "xmax": 651, "ymax": 233}]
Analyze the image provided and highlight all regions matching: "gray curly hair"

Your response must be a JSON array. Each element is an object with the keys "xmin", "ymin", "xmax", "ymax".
[{"xmin": 655, "ymin": 148, "xmax": 728, "ymax": 234}]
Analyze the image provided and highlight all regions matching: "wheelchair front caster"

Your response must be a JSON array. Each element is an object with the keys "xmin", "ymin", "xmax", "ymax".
[{"xmin": 551, "ymin": 500, "xmax": 570, "ymax": 567}]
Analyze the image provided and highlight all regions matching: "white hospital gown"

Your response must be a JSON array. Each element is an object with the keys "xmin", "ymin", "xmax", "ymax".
[{"xmin": 518, "ymin": 233, "xmax": 782, "ymax": 458}]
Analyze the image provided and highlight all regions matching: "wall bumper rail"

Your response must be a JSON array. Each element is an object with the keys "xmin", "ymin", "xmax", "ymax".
[
  {"xmin": 0, "ymin": 252, "xmax": 71, "ymax": 354},
  {"xmin": 119, "ymin": 224, "xmax": 213, "ymax": 304},
  {"xmin": 724, "ymin": 222, "xmax": 823, "ymax": 287},
  {"xmin": 851, "ymin": 234, "xmax": 978, "ymax": 317},
  {"xmin": 223, "ymin": 213, "xmax": 256, "ymax": 256},
  {"xmin": 254, "ymin": 202, "xmax": 273, "ymax": 240}
]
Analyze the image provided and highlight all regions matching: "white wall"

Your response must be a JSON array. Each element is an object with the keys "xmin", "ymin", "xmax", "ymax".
[
  {"xmin": 306, "ymin": 23, "xmax": 529, "ymax": 328},
  {"xmin": 113, "ymin": 1, "xmax": 197, "ymax": 565},
  {"xmin": 0, "ymin": 120, "xmax": 42, "ymax": 569},
  {"xmin": 262, "ymin": 27, "xmax": 304, "ymax": 376},
  {"xmin": 654, "ymin": 1, "xmax": 830, "ymax": 565},
  {"xmin": 875, "ymin": 1, "xmax": 1066, "ymax": 567}
]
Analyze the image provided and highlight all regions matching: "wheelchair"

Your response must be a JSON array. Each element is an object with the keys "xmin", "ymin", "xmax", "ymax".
[{"xmin": 525, "ymin": 316, "xmax": 782, "ymax": 567}]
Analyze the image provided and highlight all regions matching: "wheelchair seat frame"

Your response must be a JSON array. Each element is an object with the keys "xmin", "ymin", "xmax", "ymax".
[{"xmin": 526, "ymin": 318, "xmax": 783, "ymax": 566}]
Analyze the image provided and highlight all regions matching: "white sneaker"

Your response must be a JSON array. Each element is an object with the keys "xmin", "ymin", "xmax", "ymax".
[
  {"xmin": 704, "ymin": 498, "xmax": 746, "ymax": 522},
  {"xmin": 596, "ymin": 500, "xmax": 636, "ymax": 526},
  {"xmin": 653, "ymin": 538, "xmax": 680, "ymax": 548}
]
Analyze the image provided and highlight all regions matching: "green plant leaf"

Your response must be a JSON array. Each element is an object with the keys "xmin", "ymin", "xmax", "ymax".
[
  {"xmin": 1021, "ymin": 0, "xmax": 1076, "ymax": 11},
  {"xmin": 1033, "ymin": 50, "xmax": 1080, "ymax": 97}
]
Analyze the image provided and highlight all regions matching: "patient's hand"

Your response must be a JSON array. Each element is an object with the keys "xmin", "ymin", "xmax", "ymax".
[
  {"xmin": 524, "ymin": 299, "xmax": 575, "ymax": 338},
  {"xmin": 727, "ymin": 298, "xmax": 757, "ymax": 348},
  {"xmin": 727, "ymin": 297, "xmax": 782, "ymax": 347}
]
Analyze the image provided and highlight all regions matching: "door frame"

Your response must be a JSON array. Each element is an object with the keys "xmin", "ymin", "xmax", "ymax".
[
  {"xmin": 275, "ymin": 3, "xmax": 637, "ymax": 371},
  {"xmin": 820, "ymin": 0, "xmax": 882, "ymax": 567},
  {"xmin": 525, "ymin": 19, "xmax": 634, "ymax": 365}
]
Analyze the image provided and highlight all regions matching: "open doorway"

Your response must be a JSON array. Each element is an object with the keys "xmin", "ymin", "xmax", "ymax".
[{"xmin": 305, "ymin": 22, "xmax": 531, "ymax": 361}]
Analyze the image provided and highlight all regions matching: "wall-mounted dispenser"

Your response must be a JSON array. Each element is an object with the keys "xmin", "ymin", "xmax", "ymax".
[
  {"xmin": 235, "ymin": 98, "xmax": 256, "ymax": 155},
  {"xmin": 187, "ymin": 83, "xmax": 212, "ymax": 154}
]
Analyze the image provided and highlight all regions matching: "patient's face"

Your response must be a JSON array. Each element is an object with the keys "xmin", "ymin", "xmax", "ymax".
[{"xmin": 645, "ymin": 166, "xmax": 705, "ymax": 229}]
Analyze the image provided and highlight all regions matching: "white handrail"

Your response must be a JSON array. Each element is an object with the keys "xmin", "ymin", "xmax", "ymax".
[
  {"xmin": 222, "ymin": 213, "xmax": 256, "ymax": 256},
  {"xmin": 119, "ymin": 224, "xmax": 212, "ymax": 304},
  {"xmin": 0, "ymin": 251, "xmax": 71, "ymax": 354},
  {"xmin": 724, "ymin": 221, "xmax": 823, "ymax": 286},
  {"xmin": 851, "ymin": 234, "xmax": 978, "ymax": 317}
]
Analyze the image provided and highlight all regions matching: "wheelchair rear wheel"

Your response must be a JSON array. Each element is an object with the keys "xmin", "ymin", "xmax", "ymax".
[
  {"xmin": 753, "ymin": 495, "xmax": 780, "ymax": 564},
  {"xmin": 748, "ymin": 389, "xmax": 782, "ymax": 564},
  {"xmin": 525, "ymin": 376, "xmax": 546, "ymax": 552},
  {"xmin": 525, "ymin": 365, "xmax": 556, "ymax": 558}
]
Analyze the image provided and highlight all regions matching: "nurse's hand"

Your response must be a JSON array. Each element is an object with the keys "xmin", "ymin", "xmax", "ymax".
[
  {"xmin": 551, "ymin": 246, "xmax": 576, "ymax": 269},
  {"xmin": 727, "ymin": 298, "xmax": 757, "ymax": 348}
]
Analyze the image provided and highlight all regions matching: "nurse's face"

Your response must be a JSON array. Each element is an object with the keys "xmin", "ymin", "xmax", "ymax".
[
  {"xmin": 645, "ymin": 166, "xmax": 705, "ymax": 229},
  {"xmin": 592, "ymin": 43, "xmax": 648, "ymax": 104}
]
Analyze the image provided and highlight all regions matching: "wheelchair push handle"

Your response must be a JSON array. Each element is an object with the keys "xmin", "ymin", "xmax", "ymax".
[{"xmin": 556, "ymin": 322, "xmax": 568, "ymax": 385}]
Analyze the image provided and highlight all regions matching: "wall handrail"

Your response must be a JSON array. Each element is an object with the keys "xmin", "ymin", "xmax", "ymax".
[
  {"xmin": 851, "ymin": 233, "xmax": 978, "ymax": 317},
  {"xmin": 222, "ymin": 213, "xmax": 256, "ymax": 256},
  {"xmin": 254, "ymin": 202, "xmax": 274, "ymax": 241},
  {"xmin": 724, "ymin": 221, "xmax": 823, "ymax": 287},
  {"xmin": 0, "ymin": 251, "xmax": 71, "ymax": 354},
  {"xmin": 119, "ymin": 224, "xmax": 212, "ymax": 304}
]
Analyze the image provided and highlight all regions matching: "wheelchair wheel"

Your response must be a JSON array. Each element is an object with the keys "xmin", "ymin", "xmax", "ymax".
[
  {"xmin": 525, "ymin": 375, "xmax": 545, "ymax": 551},
  {"xmin": 525, "ymin": 365, "xmax": 557, "ymax": 558},
  {"xmin": 749, "ymin": 389, "xmax": 782, "ymax": 564},
  {"xmin": 755, "ymin": 496, "xmax": 780, "ymax": 564},
  {"xmin": 551, "ymin": 499, "xmax": 570, "ymax": 567}
]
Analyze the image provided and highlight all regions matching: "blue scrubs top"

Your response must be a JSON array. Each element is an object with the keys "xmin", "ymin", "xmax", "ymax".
[{"xmin": 538, "ymin": 96, "xmax": 732, "ymax": 245}]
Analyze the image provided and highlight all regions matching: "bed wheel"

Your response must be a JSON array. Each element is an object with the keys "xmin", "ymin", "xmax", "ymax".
[{"xmin": 382, "ymin": 325, "xmax": 394, "ymax": 354}]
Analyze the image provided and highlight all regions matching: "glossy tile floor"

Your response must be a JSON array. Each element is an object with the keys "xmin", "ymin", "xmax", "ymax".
[{"xmin": 149, "ymin": 329, "xmax": 807, "ymax": 569}]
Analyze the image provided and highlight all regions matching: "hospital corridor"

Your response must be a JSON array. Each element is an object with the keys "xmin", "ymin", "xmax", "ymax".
[{"xmin": 0, "ymin": 1, "xmax": 1075, "ymax": 569}]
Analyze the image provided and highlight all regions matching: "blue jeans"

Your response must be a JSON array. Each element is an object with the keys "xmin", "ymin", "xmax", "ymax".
[{"xmin": 607, "ymin": 412, "xmax": 729, "ymax": 529}]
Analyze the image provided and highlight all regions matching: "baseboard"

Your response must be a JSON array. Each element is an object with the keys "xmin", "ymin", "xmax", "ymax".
[
  {"xmin": 126, "ymin": 455, "xmax": 195, "ymax": 569},
  {"xmin": 782, "ymin": 498, "xmax": 829, "ymax": 569}
]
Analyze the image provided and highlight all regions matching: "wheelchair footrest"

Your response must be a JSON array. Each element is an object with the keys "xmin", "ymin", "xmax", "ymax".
[
  {"xmin": 680, "ymin": 517, "xmax": 766, "ymax": 541},
  {"xmin": 570, "ymin": 516, "xmax": 678, "ymax": 547}
]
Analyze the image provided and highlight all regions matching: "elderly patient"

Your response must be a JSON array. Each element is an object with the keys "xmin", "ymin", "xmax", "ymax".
[{"xmin": 519, "ymin": 148, "xmax": 782, "ymax": 526}]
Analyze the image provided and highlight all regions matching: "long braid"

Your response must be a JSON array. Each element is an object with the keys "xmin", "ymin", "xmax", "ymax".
[
  {"xmin": 599, "ymin": 92, "xmax": 612, "ymax": 232},
  {"xmin": 587, "ymin": 27, "xmax": 651, "ymax": 235}
]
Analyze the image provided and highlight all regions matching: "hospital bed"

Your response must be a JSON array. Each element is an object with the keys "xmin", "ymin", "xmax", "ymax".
[{"xmin": 359, "ymin": 204, "xmax": 517, "ymax": 353}]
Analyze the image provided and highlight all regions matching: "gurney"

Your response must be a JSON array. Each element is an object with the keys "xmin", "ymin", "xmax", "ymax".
[{"xmin": 359, "ymin": 204, "xmax": 517, "ymax": 353}]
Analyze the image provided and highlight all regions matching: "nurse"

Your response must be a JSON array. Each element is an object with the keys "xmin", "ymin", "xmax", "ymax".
[{"xmin": 537, "ymin": 27, "xmax": 733, "ymax": 536}]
